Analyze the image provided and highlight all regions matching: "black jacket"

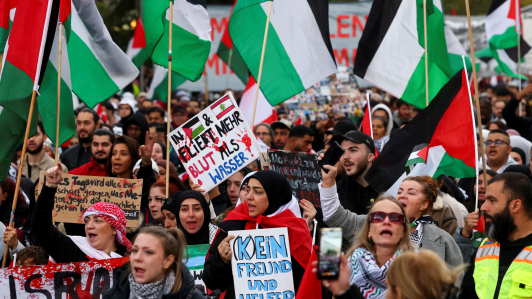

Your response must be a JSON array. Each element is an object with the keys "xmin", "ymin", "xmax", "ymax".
[
  {"xmin": 336, "ymin": 174, "xmax": 378, "ymax": 215},
  {"xmin": 502, "ymin": 97, "xmax": 532, "ymax": 141},
  {"xmin": 103, "ymin": 262, "xmax": 205, "ymax": 299},
  {"xmin": 122, "ymin": 112, "xmax": 149, "ymax": 145},
  {"xmin": 61, "ymin": 144, "xmax": 92, "ymax": 172}
]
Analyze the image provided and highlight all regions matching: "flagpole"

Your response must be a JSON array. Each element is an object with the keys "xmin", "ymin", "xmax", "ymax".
[
  {"xmin": 518, "ymin": 34, "xmax": 523, "ymax": 116},
  {"xmin": 250, "ymin": 0, "xmax": 273, "ymax": 128},
  {"xmin": 204, "ymin": 70, "xmax": 209, "ymax": 109},
  {"xmin": 55, "ymin": 23, "xmax": 63, "ymax": 165},
  {"xmin": 2, "ymin": 90, "xmax": 38, "ymax": 267},
  {"xmin": 465, "ymin": 0, "xmax": 488, "ymax": 194},
  {"xmin": 423, "ymin": 0, "xmax": 429, "ymax": 107},
  {"xmin": 225, "ymin": 48, "xmax": 233, "ymax": 89},
  {"xmin": 166, "ymin": 0, "xmax": 173, "ymax": 198}
]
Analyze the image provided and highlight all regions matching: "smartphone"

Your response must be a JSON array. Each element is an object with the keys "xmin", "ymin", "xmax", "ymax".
[
  {"xmin": 318, "ymin": 141, "xmax": 344, "ymax": 173},
  {"xmin": 318, "ymin": 228, "xmax": 343, "ymax": 280}
]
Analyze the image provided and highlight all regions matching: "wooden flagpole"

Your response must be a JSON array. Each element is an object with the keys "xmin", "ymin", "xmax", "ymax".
[
  {"xmin": 2, "ymin": 90, "xmax": 38, "ymax": 267},
  {"xmin": 250, "ymin": 0, "xmax": 273, "ymax": 128},
  {"xmin": 166, "ymin": 0, "xmax": 173, "ymax": 198},
  {"xmin": 465, "ymin": 0, "xmax": 488, "ymax": 196},
  {"xmin": 204, "ymin": 71, "xmax": 209, "ymax": 109},
  {"xmin": 55, "ymin": 23, "xmax": 63, "ymax": 165},
  {"xmin": 423, "ymin": 0, "xmax": 429, "ymax": 107}
]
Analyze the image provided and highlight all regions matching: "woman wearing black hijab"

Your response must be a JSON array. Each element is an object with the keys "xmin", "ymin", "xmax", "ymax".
[
  {"xmin": 176, "ymin": 190, "xmax": 217, "ymax": 245},
  {"xmin": 202, "ymin": 170, "xmax": 313, "ymax": 299}
]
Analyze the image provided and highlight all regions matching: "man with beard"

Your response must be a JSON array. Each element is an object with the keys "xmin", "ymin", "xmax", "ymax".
[
  {"xmin": 68, "ymin": 129, "xmax": 115, "ymax": 176},
  {"xmin": 460, "ymin": 172, "xmax": 532, "ymax": 299},
  {"xmin": 61, "ymin": 109, "xmax": 100, "ymax": 172},
  {"xmin": 271, "ymin": 119, "xmax": 292, "ymax": 149},
  {"xmin": 20, "ymin": 121, "xmax": 67, "ymax": 183},
  {"xmin": 330, "ymin": 130, "xmax": 378, "ymax": 214}
]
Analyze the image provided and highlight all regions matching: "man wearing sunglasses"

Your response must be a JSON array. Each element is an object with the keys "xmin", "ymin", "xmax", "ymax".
[{"xmin": 483, "ymin": 129, "xmax": 517, "ymax": 174}]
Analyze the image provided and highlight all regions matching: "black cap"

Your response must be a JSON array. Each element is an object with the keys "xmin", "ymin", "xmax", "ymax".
[
  {"xmin": 331, "ymin": 130, "xmax": 375, "ymax": 154},
  {"xmin": 326, "ymin": 120, "xmax": 357, "ymax": 136},
  {"xmin": 277, "ymin": 108, "xmax": 287, "ymax": 115},
  {"xmin": 172, "ymin": 105, "xmax": 186, "ymax": 115}
]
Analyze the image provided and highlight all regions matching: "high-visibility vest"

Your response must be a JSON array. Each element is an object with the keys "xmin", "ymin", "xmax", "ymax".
[{"xmin": 473, "ymin": 238, "xmax": 532, "ymax": 299}]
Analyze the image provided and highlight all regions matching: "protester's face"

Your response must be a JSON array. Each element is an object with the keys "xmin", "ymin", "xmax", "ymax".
[
  {"xmin": 148, "ymin": 187, "xmax": 165, "ymax": 223},
  {"xmin": 493, "ymin": 102, "xmax": 505, "ymax": 118},
  {"xmin": 27, "ymin": 126, "xmax": 44, "ymax": 155},
  {"xmin": 76, "ymin": 112, "xmax": 97, "ymax": 144},
  {"xmin": 227, "ymin": 172, "xmax": 245, "ymax": 205},
  {"xmin": 482, "ymin": 181, "xmax": 517, "ymax": 242},
  {"xmin": 372, "ymin": 119, "xmax": 387, "ymax": 140},
  {"xmin": 396, "ymin": 180, "xmax": 428, "ymax": 220},
  {"xmin": 340, "ymin": 140, "xmax": 372, "ymax": 178},
  {"xmin": 92, "ymin": 135, "xmax": 112, "ymax": 164},
  {"xmin": 187, "ymin": 102, "xmax": 200, "ymax": 114},
  {"xmin": 373, "ymin": 110, "xmax": 389, "ymax": 123},
  {"xmin": 367, "ymin": 200, "xmax": 404, "ymax": 249},
  {"xmin": 148, "ymin": 112, "xmax": 164, "ymax": 124},
  {"xmin": 84, "ymin": 215, "xmax": 116, "ymax": 251},
  {"xmin": 278, "ymin": 113, "xmax": 288, "ymax": 120},
  {"xmin": 480, "ymin": 100, "xmax": 492, "ymax": 123},
  {"xmin": 111, "ymin": 144, "xmax": 132, "ymax": 176},
  {"xmin": 157, "ymin": 166, "xmax": 166, "ymax": 183},
  {"xmin": 273, "ymin": 128, "xmax": 290, "ymax": 149},
  {"xmin": 131, "ymin": 234, "xmax": 174, "ymax": 284},
  {"xmin": 152, "ymin": 143, "xmax": 164, "ymax": 162},
  {"xmin": 69, "ymin": 137, "xmax": 79, "ymax": 148},
  {"xmin": 485, "ymin": 133, "xmax": 511, "ymax": 165},
  {"xmin": 293, "ymin": 135, "xmax": 314, "ymax": 152},
  {"xmin": 127, "ymin": 124, "xmax": 142, "ymax": 140},
  {"xmin": 163, "ymin": 210, "xmax": 177, "ymax": 230},
  {"xmin": 474, "ymin": 173, "xmax": 493, "ymax": 204},
  {"xmin": 240, "ymin": 183, "xmax": 249, "ymax": 204},
  {"xmin": 246, "ymin": 178, "xmax": 269, "ymax": 217},
  {"xmin": 119, "ymin": 105, "xmax": 132, "ymax": 118},
  {"xmin": 255, "ymin": 126, "xmax": 272, "ymax": 147},
  {"xmin": 172, "ymin": 111, "xmax": 187, "ymax": 127},
  {"xmin": 510, "ymin": 152, "xmax": 523, "ymax": 164},
  {"xmin": 398, "ymin": 105, "xmax": 411, "ymax": 120},
  {"xmin": 179, "ymin": 198, "xmax": 205, "ymax": 234},
  {"xmin": 43, "ymin": 145, "xmax": 54, "ymax": 159}
]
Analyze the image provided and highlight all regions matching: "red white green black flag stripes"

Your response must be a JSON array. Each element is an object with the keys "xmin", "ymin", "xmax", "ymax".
[{"xmin": 0, "ymin": 0, "xmax": 17, "ymax": 52}]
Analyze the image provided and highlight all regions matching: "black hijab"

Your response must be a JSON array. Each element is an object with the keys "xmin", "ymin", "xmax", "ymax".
[
  {"xmin": 176, "ymin": 190, "xmax": 211, "ymax": 245},
  {"xmin": 248, "ymin": 170, "xmax": 292, "ymax": 216},
  {"xmin": 162, "ymin": 191, "xmax": 183, "ymax": 215}
]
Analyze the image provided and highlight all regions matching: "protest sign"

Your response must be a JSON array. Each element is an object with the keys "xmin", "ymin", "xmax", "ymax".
[
  {"xmin": 267, "ymin": 150, "xmax": 322, "ymax": 207},
  {"xmin": 0, "ymin": 257, "xmax": 129, "ymax": 298},
  {"xmin": 229, "ymin": 227, "xmax": 295, "ymax": 299},
  {"xmin": 168, "ymin": 93, "xmax": 261, "ymax": 192},
  {"xmin": 185, "ymin": 244, "xmax": 210, "ymax": 294},
  {"xmin": 38, "ymin": 173, "xmax": 142, "ymax": 227}
]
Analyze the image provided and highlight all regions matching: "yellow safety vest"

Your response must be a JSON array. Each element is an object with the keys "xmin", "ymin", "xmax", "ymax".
[{"xmin": 473, "ymin": 238, "xmax": 532, "ymax": 299}]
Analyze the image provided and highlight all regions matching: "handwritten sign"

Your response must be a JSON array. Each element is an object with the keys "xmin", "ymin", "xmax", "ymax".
[
  {"xmin": 185, "ymin": 244, "xmax": 210, "ymax": 294},
  {"xmin": 38, "ymin": 172, "xmax": 142, "ymax": 227},
  {"xmin": 168, "ymin": 92, "xmax": 261, "ymax": 192},
  {"xmin": 229, "ymin": 228, "xmax": 295, "ymax": 299},
  {"xmin": 0, "ymin": 257, "xmax": 129, "ymax": 298}
]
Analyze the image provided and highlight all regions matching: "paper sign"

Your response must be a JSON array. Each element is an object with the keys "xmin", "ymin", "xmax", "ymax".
[
  {"xmin": 185, "ymin": 244, "xmax": 210, "ymax": 294},
  {"xmin": 38, "ymin": 172, "xmax": 142, "ymax": 227},
  {"xmin": 0, "ymin": 257, "xmax": 129, "ymax": 298},
  {"xmin": 229, "ymin": 228, "xmax": 295, "ymax": 299},
  {"xmin": 168, "ymin": 92, "xmax": 261, "ymax": 191}
]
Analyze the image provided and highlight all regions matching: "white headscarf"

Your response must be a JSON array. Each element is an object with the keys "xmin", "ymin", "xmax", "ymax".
[{"xmin": 371, "ymin": 103, "xmax": 393, "ymax": 137}]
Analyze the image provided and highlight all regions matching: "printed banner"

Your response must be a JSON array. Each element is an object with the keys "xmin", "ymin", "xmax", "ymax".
[
  {"xmin": 229, "ymin": 228, "xmax": 295, "ymax": 299},
  {"xmin": 185, "ymin": 244, "xmax": 210, "ymax": 294},
  {"xmin": 0, "ymin": 257, "xmax": 129, "ymax": 298},
  {"xmin": 168, "ymin": 92, "xmax": 260, "ymax": 192},
  {"xmin": 38, "ymin": 173, "xmax": 142, "ymax": 227}
]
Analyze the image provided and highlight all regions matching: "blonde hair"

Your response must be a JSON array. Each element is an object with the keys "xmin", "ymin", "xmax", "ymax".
[
  {"xmin": 132, "ymin": 226, "xmax": 188, "ymax": 292},
  {"xmin": 402, "ymin": 176, "xmax": 438, "ymax": 214},
  {"xmin": 387, "ymin": 250, "xmax": 465, "ymax": 299},
  {"xmin": 347, "ymin": 195, "xmax": 414, "ymax": 258}
]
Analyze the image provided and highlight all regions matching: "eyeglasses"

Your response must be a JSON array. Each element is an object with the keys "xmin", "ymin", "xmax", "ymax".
[
  {"xmin": 370, "ymin": 212, "xmax": 405, "ymax": 225},
  {"xmin": 484, "ymin": 139, "xmax": 509, "ymax": 146}
]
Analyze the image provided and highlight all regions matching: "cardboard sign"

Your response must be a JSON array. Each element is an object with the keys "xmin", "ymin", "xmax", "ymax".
[
  {"xmin": 168, "ymin": 92, "xmax": 261, "ymax": 191},
  {"xmin": 38, "ymin": 172, "xmax": 142, "ymax": 227},
  {"xmin": 229, "ymin": 228, "xmax": 295, "ymax": 299},
  {"xmin": 267, "ymin": 150, "xmax": 322, "ymax": 207},
  {"xmin": 0, "ymin": 257, "xmax": 129, "ymax": 298},
  {"xmin": 185, "ymin": 244, "xmax": 210, "ymax": 294}
]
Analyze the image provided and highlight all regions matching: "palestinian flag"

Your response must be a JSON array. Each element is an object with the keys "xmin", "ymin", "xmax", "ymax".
[
  {"xmin": 182, "ymin": 116, "xmax": 205, "ymax": 140},
  {"xmin": 147, "ymin": 64, "xmax": 186, "ymax": 102},
  {"xmin": 229, "ymin": 0, "xmax": 337, "ymax": 106},
  {"xmin": 445, "ymin": 25, "xmax": 473, "ymax": 74},
  {"xmin": 354, "ymin": 0, "xmax": 453, "ymax": 109},
  {"xmin": 0, "ymin": 0, "xmax": 17, "ymax": 52},
  {"xmin": 144, "ymin": 0, "xmax": 211, "ymax": 82},
  {"xmin": 64, "ymin": 0, "xmax": 139, "ymax": 108},
  {"xmin": 365, "ymin": 70, "xmax": 477, "ymax": 196},
  {"xmin": 126, "ymin": 18, "xmax": 150, "ymax": 69},
  {"xmin": 359, "ymin": 98, "xmax": 379, "ymax": 157},
  {"xmin": 216, "ymin": 0, "xmax": 247, "ymax": 84},
  {"xmin": 211, "ymin": 94, "xmax": 235, "ymax": 119},
  {"xmin": 486, "ymin": 0, "xmax": 530, "ymax": 78},
  {"xmin": 239, "ymin": 75, "xmax": 277, "ymax": 126}
]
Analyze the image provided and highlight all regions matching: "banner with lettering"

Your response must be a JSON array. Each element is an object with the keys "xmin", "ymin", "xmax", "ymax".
[
  {"xmin": 0, "ymin": 257, "xmax": 129, "ymax": 298},
  {"xmin": 168, "ymin": 92, "xmax": 260, "ymax": 192},
  {"xmin": 185, "ymin": 244, "xmax": 210, "ymax": 294}
]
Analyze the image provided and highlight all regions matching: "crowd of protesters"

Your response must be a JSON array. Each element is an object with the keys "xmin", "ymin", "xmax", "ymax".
[{"xmin": 1, "ymin": 75, "xmax": 531, "ymax": 299}]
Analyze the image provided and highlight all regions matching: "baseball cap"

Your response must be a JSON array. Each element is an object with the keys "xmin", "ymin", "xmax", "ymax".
[
  {"xmin": 326, "ymin": 120, "xmax": 357, "ymax": 136},
  {"xmin": 172, "ymin": 105, "xmax": 186, "ymax": 115},
  {"xmin": 330, "ymin": 130, "xmax": 375, "ymax": 154},
  {"xmin": 277, "ymin": 108, "xmax": 287, "ymax": 115},
  {"xmin": 270, "ymin": 119, "xmax": 292, "ymax": 131}
]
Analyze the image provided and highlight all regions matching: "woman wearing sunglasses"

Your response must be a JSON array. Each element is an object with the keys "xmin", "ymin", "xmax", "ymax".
[{"xmin": 175, "ymin": 190, "xmax": 217, "ymax": 245}]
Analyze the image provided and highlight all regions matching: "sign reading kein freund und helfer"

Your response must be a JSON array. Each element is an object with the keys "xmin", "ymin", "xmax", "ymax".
[{"xmin": 168, "ymin": 92, "xmax": 260, "ymax": 191}]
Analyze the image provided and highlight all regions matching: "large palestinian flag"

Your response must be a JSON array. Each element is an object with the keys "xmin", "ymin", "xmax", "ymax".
[
  {"xmin": 486, "ymin": 0, "xmax": 530, "ymax": 78},
  {"xmin": 147, "ymin": 64, "xmax": 186, "ymax": 102},
  {"xmin": 126, "ymin": 18, "xmax": 150, "ymax": 69},
  {"xmin": 229, "ymin": 0, "xmax": 337, "ymax": 106},
  {"xmin": 365, "ymin": 69, "xmax": 477, "ymax": 196},
  {"xmin": 216, "ymin": 0, "xmax": 247, "ymax": 84},
  {"xmin": 144, "ymin": 0, "xmax": 211, "ymax": 82},
  {"xmin": 0, "ymin": 0, "xmax": 17, "ymax": 52},
  {"xmin": 354, "ymin": 0, "xmax": 453, "ymax": 109}
]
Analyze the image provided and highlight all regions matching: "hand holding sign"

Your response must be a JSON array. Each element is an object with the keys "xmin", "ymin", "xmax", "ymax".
[
  {"xmin": 190, "ymin": 183, "xmax": 210, "ymax": 203},
  {"xmin": 45, "ymin": 164, "xmax": 63, "ymax": 187},
  {"xmin": 218, "ymin": 235, "xmax": 234, "ymax": 264},
  {"xmin": 140, "ymin": 131, "xmax": 155, "ymax": 166}
]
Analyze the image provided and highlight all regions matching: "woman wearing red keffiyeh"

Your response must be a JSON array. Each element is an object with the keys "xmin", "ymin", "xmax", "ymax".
[
  {"xmin": 202, "ymin": 170, "xmax": 313, "ymax": 299},
  {"xmin": 32, "ymin": 164, "xmax": 132, "ymax": 262}
]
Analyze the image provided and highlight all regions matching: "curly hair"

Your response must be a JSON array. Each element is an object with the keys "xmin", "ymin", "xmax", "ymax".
[{"xmin": 403, "ymin": 176, "xmax": 438, "ymax": 214}]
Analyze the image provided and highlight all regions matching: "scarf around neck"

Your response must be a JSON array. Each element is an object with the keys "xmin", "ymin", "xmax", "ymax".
[
  {"xmin": 128, "ymin": 270, "xmax": 175, "ymax": 299},
  {"xmin": 409, "ymin": 215, "xmax": 437, "ymax": 248},
  {"xmin": 68, "ymin": 236, "xmax": 122, "ymax": 260}
]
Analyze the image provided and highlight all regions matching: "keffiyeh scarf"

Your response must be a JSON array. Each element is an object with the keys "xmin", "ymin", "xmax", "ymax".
[
  {"xmin": 83, "ymin": 202, "xmax": 132, "ymax": 250},
  {"xmin": 128, "ymin": 271, "xmax": 175, "ymax": 299},
  {"xmin": 409, "ymin": 215, "xmax": 437, "ymax": 248}
]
